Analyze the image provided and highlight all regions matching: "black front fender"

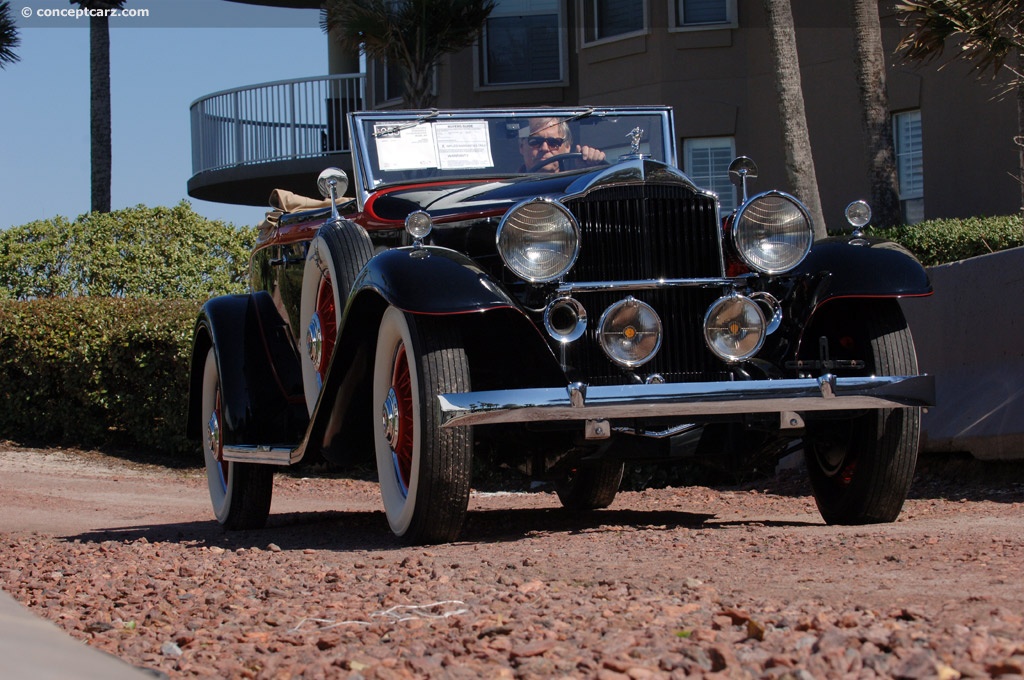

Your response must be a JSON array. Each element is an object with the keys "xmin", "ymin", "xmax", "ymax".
[
  {"xmin": 789, "ymin": 235, "xmax": 932, "ymax": 320},
  {"xmin": 353, "ymin": 246, "xmax": 518, "ymax": 314},
  {"xmin": 186, "ymin": 292, "xmax": 306, "ymax": 447}
]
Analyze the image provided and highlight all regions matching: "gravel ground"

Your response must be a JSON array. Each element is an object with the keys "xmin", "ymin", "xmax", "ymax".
[{"xmin": 1, "ymin": 446, "xmax": 1023, "ymax": 679}]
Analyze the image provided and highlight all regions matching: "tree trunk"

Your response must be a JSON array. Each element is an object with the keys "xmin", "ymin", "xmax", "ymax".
[
  {"xmin": 762, "ymin": 0, "xmax": 827, "ymax": 238},
  {"xmin": 851, "ymin": 0, "xmax": 901, "ymax": 228},
  {"xmin": 402, "ymin": 63, "xmax": 436, "ymax": 109},
  {"xmin": 90, "ymin": 14, "xmax": 112, "ymax": 214}
]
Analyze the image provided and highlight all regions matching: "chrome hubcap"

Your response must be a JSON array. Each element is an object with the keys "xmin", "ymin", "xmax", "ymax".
[
  {"xmin": 382, "ymin": 387, "xmax": 401, "ymax": 451},
  {"xmin": 207, "ymin": 411, "xmax": 221, "ymax": 459},
  {"xmin": 306, "ymin": 312, "xmax": 323, "ymax": 368}
]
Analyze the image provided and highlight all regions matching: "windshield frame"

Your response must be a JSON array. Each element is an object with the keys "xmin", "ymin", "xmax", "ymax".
[{"xmin": 347, "ymin": 106, "xmax": 677, "ymax": 210}]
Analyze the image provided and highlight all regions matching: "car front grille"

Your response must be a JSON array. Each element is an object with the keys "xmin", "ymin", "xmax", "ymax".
[
  {"xmin": 559, "ymin": 183, "xmax": 729, "ymax": 385},
  {"xmin": 563, "ymin": 183, "xmax": 723, "ymax": 281}
]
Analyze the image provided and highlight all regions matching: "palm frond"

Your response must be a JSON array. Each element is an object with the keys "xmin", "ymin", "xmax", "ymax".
[
  {"xmin": 0, "ymin": 0, "xmax": 20, "ymax": 68},
  {"xmin": 896, "ymin": 0, "xmax": 1024, "ymax": 80},
  {"xmin": 321, "ymin": 0, "xmax": 494, "ymax": 106}
]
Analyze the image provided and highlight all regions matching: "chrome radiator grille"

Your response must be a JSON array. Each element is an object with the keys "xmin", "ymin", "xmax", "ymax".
[
  {"xmin": 560, "ymin": 183, "xmax": 728, "ymax": 385},
  {"xmin": 563, "ymin": 183, "xmax": 723, "ymax": 281}
]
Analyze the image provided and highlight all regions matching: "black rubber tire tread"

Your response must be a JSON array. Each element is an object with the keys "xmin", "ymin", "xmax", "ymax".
[
  {"xmin": 221, "ymin": 463, "xmax": 274, "ymax": 531},
  {"xmin": 322, "ymin": 220, "xmax": 373, "ymax": 300},
  {"xmin": 806, "ymin": 301, "xmax": 921, "ymax": 525},
  {"xmin": 555, "ymin": 460, "xmax": 624, "ymax": 511},
  {"xmin": 202, "ymin": 348, "xmax": 274, "ymax": 531},
  {"xmin": 402, "ymin": 315, "xmax": 473, "ymax": 544}
]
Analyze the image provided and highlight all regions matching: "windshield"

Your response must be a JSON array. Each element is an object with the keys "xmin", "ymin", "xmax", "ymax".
[{"xmin": 348, "ymin": 107, "xmax": 676, "ymax": 202}]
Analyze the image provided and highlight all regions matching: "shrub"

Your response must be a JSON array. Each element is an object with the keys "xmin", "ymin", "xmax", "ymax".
[
  {"xmin": 0, "ymin": 298, "xmax": 200, "ymax": 456},
  {"xmin": 0, "ymin": 202, "xmax": 256, "ymax": 299},
  {"xmin": 870, "ymin": 214, "xmax": 1023, "ymax": 266}
]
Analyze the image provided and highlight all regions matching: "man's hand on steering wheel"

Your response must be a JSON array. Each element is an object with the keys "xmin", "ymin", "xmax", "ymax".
[
  {"xmin": 577, "ymin": 144, "xmax": 606, "ymax": 166},
  {"xmin": 528, "ymin": 145, "xmax": 607, "ymax": 173}
]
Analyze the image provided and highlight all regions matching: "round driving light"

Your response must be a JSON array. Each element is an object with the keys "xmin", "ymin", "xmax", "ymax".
[
  {"xmin": 598, "ymin": 297, "xmax": 663, "ymax": 367},
  {"xmin": 704, "ymin": 295, "xmax": 767, "ymax": 362},
  {"xmin": 497, "ymin": 198, "xmax": 580, "ymax": 282},
  {"xmin": 732, "ymin": 191, "xmax": 813, "ymax": 273},
  {"xmin": 845, "ymin": 200, "xmax": 872, "ymax": 229},
  {"xmin": 544, "ymin": 297, "xmax": 588, "ymax": 343},
  {"xmin": 405, "ymin": 210, "xmax": 433, "ymax": 240}
]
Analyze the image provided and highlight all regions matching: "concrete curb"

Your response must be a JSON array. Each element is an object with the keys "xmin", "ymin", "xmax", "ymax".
[{"xmin": 0, "ymin": 590, "xmax": 157, "ymax": 679}]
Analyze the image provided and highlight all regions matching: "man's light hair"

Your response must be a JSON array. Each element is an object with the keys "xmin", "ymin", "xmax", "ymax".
[{"xmin": 519, "ymin": 117, "xmax": 572, "ymax": 147}]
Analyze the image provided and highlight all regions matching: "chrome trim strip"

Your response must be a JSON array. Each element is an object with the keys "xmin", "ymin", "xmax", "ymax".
[
  {"xmin": 437, "ymin": 375, "xmax": 935, "ymax": 428},
  {"xmin": 557, "ymin": 275, "xmax": 757, "ymax": 294},
  {"xmin": 222, "ymin": 445, "xmax": 293, "ymax": 466},
  {"xmin": 612, "ymin": 422, "xmax": 702, "ymax": 439}
]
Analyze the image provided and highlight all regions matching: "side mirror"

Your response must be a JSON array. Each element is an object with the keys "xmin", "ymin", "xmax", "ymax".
[
  {"xmin": 317, "ymin": 167, "xmax": 349, "ymax": 225},
  {"xmin": 728, "ymin": 156, "xmax": 758, "ymax": 205}
]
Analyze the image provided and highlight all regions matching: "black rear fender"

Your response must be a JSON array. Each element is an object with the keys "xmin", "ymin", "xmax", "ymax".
[{"xmin": 186, "ymin": 293, "xmax": 307, "ymax": 446}]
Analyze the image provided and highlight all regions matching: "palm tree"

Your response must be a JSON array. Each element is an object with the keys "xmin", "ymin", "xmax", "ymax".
[
  {"xmin": 761, "ymin": 0, "xmax": 827, "ymax": 238},
  {"xmin": 0, "ymin": 0, "xmax": 20, "ymax": 69},
  {"xmin": 72, "ymin": 0, "xmax": 126, "ymax": 214},
  {"xmin": 850, "ymin": 0, "xmax": 900, "ymax": 228},
  {"xmin": 896, "ymin": 0, "xmax": 1024, "ymax": 215},
  {"xmin": 321, "ymin": 0, "xmax": 495, "ymax": 109}
]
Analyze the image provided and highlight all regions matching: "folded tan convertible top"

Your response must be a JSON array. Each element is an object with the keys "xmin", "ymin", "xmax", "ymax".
[{"xmin": 257, "ymin": 188, "xmax": 351, "ymax": 241}]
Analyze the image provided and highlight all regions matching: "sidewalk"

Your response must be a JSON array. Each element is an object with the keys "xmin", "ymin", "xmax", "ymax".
[{"xmin": 0, "ymin": 590, "xmax": 157, "ymax": 679}]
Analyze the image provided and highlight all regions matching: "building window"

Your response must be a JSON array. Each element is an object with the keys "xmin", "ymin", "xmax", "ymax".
[
  {"xmin": 582, "ymin": 0, "xmax": 645, "ymax": 43},
  {"xmin": 481, "ymin": 0, "xmax": 565, "ymax": 86},
  {"xmin": 684, "ymin": 137, "xmax": 736, "ymax": 213},
  {"xmin": 894, "ymin": 110, "xmax": 924, "ymax": 224},
  {"xmin": 374, "ymin": 58, "xmax": 404, "ymax": 106},
  {"xmin": 674, "ymin": 0, "xmax": 736, "ymax": 28}
]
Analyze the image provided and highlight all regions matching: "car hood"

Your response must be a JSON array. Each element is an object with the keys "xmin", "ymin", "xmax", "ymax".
[{"xmin": 364, "ymin": 159, "xmax": 704, "ymax": 224}]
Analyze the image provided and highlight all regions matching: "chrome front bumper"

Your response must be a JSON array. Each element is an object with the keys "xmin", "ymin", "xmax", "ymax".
[{"xmin": 438, "ymin": 374, "xmax": 934, "ymax": 428}]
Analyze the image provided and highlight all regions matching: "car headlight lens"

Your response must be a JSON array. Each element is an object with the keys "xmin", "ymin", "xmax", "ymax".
[
  {"xmin": 704, "ymin": 294, "xmax": 766, "ymax": 362},
  {"xmin": 598, "ymin": 297, "xmax": 663, "ymax": 367},
  {"xmin": 497, "ymin": 199, "xmax": 580, "ymax": 283},
  {"xmin": 732, "ymin": 191, "xmax": 813, "ymax": 273}
]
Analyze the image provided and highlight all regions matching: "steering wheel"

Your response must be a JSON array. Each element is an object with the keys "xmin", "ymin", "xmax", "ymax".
[{"xmin": 528, "ymin": 152, "xmax": 583, "ymax": 173}]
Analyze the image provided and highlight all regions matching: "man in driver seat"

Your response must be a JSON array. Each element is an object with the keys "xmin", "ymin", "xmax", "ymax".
[{"xmin": 519, "ymin": 117, "xmax": 606, "ymax": 173}]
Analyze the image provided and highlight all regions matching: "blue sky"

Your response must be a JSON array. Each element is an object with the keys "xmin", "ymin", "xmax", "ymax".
[{"xmin": 2, "ymin": 1, "xmax": 328, "ymax": 230}]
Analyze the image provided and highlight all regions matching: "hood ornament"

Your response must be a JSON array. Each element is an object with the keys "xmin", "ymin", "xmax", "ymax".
[
  {"xmin": 618, "ymin": 127, "xmax": 649, "ymax": 161},
  {"xmin": 627, "ymin": 127, "xmax": 643, "ymax": 155}
]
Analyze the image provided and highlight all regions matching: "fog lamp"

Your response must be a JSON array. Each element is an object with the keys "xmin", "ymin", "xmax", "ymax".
[
  {"xmin": 598, "ymin": 297, "xmax": 662, "ymax": 367},
  {"xmin": 704, "ymin": 294, "xmax": 766, "ymax": 362}
]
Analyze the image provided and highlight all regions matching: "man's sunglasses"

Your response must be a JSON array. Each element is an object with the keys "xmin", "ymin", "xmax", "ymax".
[{"xmin": 526, "ymin": 136, "xmax": 567, "ymax": 148}]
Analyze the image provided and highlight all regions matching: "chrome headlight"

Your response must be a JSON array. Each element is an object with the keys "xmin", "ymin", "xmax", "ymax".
[
  {"xmin": 704, "ymin": 294, "xmax": 766, "ymax": 362},
  {"xmin": 598, "ymin": 297, "xmax": 663, "ymax": 367},
  {"xmin": 496, "ymin": 198, "xmax": 580, "ymax": 283},
  {"xmin": 732, "ymin": 191, "xmax": 813, "ymax": 273}
]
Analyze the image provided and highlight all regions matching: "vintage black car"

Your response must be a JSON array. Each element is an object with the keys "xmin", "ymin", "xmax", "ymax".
[{"xmin": 186, "ymin": 106, "xmax": 934, "ymax": 544}]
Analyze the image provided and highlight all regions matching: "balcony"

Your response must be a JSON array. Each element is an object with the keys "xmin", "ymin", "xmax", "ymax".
[{"xmin": 187, "ymin": 73, "xmax": 365, "ymax": 206}]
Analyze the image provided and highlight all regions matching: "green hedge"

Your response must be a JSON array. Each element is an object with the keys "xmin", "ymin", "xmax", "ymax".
[
  {"xmin": 870, "ymin": 214, "xmax": 1023, "ymax": 266},
  {"xmin": 0, "ymin": 298, "xmax": 200, "ymax": 456},
  {"xmin": 0, "ymin": 202, "xmax": 256, "ymax": 300}
]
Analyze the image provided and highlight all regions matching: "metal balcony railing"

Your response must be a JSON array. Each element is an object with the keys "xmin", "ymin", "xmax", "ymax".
[{"xmin": 190, "ymin": 74, "xmax": 365, "ymax": 175}]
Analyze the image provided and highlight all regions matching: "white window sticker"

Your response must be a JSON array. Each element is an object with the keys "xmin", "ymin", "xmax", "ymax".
[
  {"xmin": 374, "ymin": 123, "xmax": 439, "ymax": 171},
  {"xmin": 435, "ymin": 121, "xmax": 494, "ymax": 170}
]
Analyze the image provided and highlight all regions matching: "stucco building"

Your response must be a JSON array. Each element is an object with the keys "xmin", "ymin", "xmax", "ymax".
[{"xmin": 191, "ymin": 0, "xmax": 1019, "ymax": 228}]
